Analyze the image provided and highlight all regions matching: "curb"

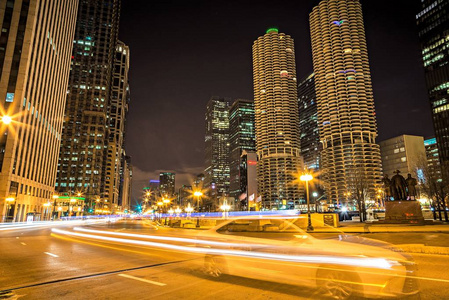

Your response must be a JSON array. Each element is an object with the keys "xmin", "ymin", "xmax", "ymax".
[{"xmin": 393, "ymin": 244, "xmax": 449, "ymax": 256}]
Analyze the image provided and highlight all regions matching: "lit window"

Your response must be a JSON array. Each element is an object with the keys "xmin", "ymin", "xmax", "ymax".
[
  {"xmin": 6, "ymin": 93, "xmax": 14, "ymax": 102},
  {"xmin": 401, "ymin": 157, "xmax": 407, "ymax": 162}
]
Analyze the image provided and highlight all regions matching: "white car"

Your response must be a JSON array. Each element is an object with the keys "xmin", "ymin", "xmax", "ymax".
[{"xmin": 196, "ymin": 216, "xmax": 419, "ymax": 300}]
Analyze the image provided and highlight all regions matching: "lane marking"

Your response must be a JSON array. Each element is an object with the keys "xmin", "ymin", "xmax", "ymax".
[
  {"xmin": 20, "ymin": 242, "xmax": 26, "ymax": 246},
  {"xmin": 118, "ymin": 274, "xmax": 166, "ymax": 286},
  {"xmin": 44, "ymin": 252, "xmax": 59, "ymax": 258}
]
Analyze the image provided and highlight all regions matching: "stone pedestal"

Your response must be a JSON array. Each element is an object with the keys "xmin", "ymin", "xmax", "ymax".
[{"xmin": 384, "ymin": 201, "xmax": 424, "ymax": 224}]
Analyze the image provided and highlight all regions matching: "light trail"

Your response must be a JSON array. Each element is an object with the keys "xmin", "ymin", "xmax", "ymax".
[
  {"xmin": 0, "ymin": 219, "xmax": 108, "ymax": 231},
  {"xmin": 74, "ymin": 227, "xmax": 251, "ymax": 248},
  {"xmin": 52, "ymin": 228, "xmax": 394, "ymax": 270}
]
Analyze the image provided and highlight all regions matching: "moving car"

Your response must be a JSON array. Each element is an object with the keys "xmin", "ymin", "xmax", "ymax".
[{"xmin": 196, "ymin": 216, "xmax": 419, "ymax": 299}]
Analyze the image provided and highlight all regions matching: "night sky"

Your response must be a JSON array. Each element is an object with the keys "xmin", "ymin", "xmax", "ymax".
[{"xmin": 119, "ymin": 0, "xmax": 434, "ymax": 202}]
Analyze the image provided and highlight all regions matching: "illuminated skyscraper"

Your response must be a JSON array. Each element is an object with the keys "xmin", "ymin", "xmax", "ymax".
[
  {"xmin": 56, "ymin": 0, "xmax": 121, "ymax": 213},
  {"xmin": 229, "ymin": 99, "xmax": 255, "ymax": 201},
  {"xmin": 298, "ymin": 73, "xmax": 320, "ymax": 171},
  {"xmin": 204, "ymin": 96, "xmax": 231, "ymax": 201},
  {"xmin": 310, "ymin": 0, "xmax": 382, "ymax": 204},
  {"xmin": 416, "ymin": 0, "xmax": 449, "ymax": 167},
  {"xmin": 106, "ymin": 41, "xmax": 130, "ymax": 212},
  {"xmin": 0, "ymin": 0, "xmax": 78, "ymax": 222},
  {"xmin": 252, "ymin": 28, "xmax": 302, "ymax": 208},
  {"xmin": 159, "ymin": 172, "xmax": 175, "ymax": 197}
]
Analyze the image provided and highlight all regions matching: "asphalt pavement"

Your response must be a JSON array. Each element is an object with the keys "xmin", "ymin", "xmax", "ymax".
[{"xmin": 1, "ymin": 219, "xmax": 448, "ymax": 299}]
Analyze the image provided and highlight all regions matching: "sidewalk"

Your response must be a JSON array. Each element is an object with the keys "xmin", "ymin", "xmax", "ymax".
[{"xmin": 332, "ymin": 220, "xmax": 449, "ymax": 233}]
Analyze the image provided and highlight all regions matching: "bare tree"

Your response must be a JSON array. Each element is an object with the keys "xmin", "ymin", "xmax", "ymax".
[
  {"xmin": 412, "ymin": 154, "xmax": 448, "ymax": 222},
  {"xmin": 347, "ymin": 165, "xmax": 370, "ymax": 222}
]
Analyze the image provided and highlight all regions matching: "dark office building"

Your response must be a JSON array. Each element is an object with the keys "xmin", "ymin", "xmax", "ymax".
[
  {"xmin": 416, "ymin": 0, "xmax": 449, "ymax": 167},
  {"xmin": 298, "ymin": 73, "xmax": 320, "ymax": 171},
  {"xmin": 56, "ymin": 0, "xmax": 121, "ymax": 212},
  {"xmin": 229, "ymin": 99, "xmax": 255, "ymax": 200}
]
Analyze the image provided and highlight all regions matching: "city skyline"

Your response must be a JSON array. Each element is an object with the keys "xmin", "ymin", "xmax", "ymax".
[{"xmin": 121, "ymin": 0, "xmax": 434, "ymax": 200}]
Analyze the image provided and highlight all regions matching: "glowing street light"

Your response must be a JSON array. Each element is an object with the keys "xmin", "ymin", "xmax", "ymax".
[
  {"xmin": 220, "ymin": 201, "xmax": 231, "ymax": 219},
  {"xmin": 193, "ymin": 191, "xmax": 203, "ymax": 211},
  {"xmin": 1, "ymin": 115, "xmax": 12, "ymax": 125},
  {"xmin": 300, "ymin": 173, "xmax": 314, "ymax": 232}
]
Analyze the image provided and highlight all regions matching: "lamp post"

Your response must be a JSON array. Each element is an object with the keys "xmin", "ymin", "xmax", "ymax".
[
  {"xmin": 157, "ymin": 201, "xmax": 163, "ymax": 222},
  {"xmin": 193, "ymin": 191, "xmax": 203, "ymax": 228},
  {"xmin": 312, "ymin": 192, "xmax": 318, "ymax": 212},
  {"xmin": 300, "ymin": 174, "xmax": 314, "ymax": 232},
  {"xmin": 220, "ymin": 200, "xmax": 230, "ymax": 219},
  {"xmin": 43, "ymin": 202, "xmax": 51, "ymax": 220},
  {"xmin": 185, "ymin": 203, "xmax": 193, "ymax": 219}
]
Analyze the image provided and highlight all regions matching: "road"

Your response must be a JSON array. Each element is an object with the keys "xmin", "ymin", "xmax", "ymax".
[{"xmin": 1, "ymin": 219, "xmax": 448, "ymax": 299}]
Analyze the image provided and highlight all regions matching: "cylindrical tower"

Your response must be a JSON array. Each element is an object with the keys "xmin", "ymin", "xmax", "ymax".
[
  {"xmin": 310, "ymin": 0, "xmax": 382, "ymax": 204},
  {"xmin": 252, "ymin": 28, "xmax": 302, "ymax": 208}
]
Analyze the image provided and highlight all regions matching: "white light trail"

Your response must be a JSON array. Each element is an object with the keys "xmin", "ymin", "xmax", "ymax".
[{"xmin": 52, "ymin": 228, "xmax": 393, "ymax": 270}]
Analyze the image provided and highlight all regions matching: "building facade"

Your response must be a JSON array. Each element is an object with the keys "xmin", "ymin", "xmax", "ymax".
[
  {"xmin": 252, "ymin": 28, "xmax": 303, "ymax": 208},
  {"xmin": 424, "ymin": 137, "xmax": 442, "ymax": 182},
  {"xmin": 228, "ymin": 99, "xmax": 255, "ymax": 201},
  {"xmin": 298, "ymin": 73, "xmax": 320, "ymax": 171},
  {"xmin": 379, "ymin": 135, "xmax": 426, "ymax": 178},
  {"xmin": 416, "ymin": 0, "xmax": 449, "ymax": 167},
  {"xmin": 0, "ymin": 0, "xmax": 78, "ymax": 222},
  {"xmin": 310, "ymin": 0, "xmax": 382, "ymax": 204},
  {"xmin": 204, "ymin": 96, "xmax": 231, "ymax": 200},
  {"xmin": 105, "ymin": 40, "xmax": 130, "ymax": 213},
  {"xmin": 159, "ymin": 172, "xmax": 175, "ymax": 197},
  {"xmin": 56, "ymin": 0, "xmax": 121, "ymax": 214},
  {"xmin": 239, "ymin": 151, "xmax": 258, "ymax": 210}
]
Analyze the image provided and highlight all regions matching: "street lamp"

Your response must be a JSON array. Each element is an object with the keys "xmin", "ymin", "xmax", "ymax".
[
  {"xmin": 193, "ymin": 191, "xmax": 203, "ymax": 228},
  {"xmin": 300, "ymin": 174, "xmax": 314, "ymax": 232},
  {"xmin": 43, "ymin": 202, "xmax": 51, "ymax": 220},
  {"xmin": 1, "ymin": 115, "xmax": 12, "ymax": 125},
  {"xmin": 312, "ymin": 192, "xmax": 318, "ymax": 212},
  {"xmin": 220, "ymin": 201, "xmax": 231, "ymax": 219},
  {"xmin": 185, "ymin": 203, "xmax": 193, "ymax": 219}
]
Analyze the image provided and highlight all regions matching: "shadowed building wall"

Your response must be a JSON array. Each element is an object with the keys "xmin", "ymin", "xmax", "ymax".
[{"xmin": 0, "ymin": 0, "xmax": 78, "ymax": 222}]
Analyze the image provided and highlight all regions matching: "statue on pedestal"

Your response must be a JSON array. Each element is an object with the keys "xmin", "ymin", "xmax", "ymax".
[
  {"xmin": 391, "ymin": 170, "xmax": 407, "ymax": 200},
  {"xmin": 406, "ymin": 173, "xmax": 418, "ymax": 200},
  {"xmin": 382, "ymin": 174, "xmax": 392, "ymax": 200}
]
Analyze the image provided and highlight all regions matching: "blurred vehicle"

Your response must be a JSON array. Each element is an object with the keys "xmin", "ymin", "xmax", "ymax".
[{"xmin": 197, "ymin": 217, "xmax": 419, "ymax": 300}]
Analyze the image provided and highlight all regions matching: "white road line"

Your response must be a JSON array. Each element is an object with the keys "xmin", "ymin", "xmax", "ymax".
[
  {"xmin": 118, "ymin": 274, "xmax": 166, "ymax": 286},
  {"xmin": 20, "ymin": 242, "xmax": 26, "ymax": 246},
  {"xmin": 44, "ymin": 252, "xmax": 59, "ymax": 258}
]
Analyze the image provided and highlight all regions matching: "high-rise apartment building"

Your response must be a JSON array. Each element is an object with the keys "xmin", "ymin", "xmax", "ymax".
[
  {"xmin": 229, "ymin": 99, "xmax": 255, "ymax": 200},
  {"xmin": 252, "ymin": 28, "xmax": 303, "ymax": 208},
  {"xmin": 56, "ymin": 0, "xmax": 121, "ymax": 213},
  {"xmin": 159, "ymin": 172, "xmax": 175, "ymax": 197},
  {"xmin": 379, "ymin": 135, "xmax": 426, "ymax": 178},
  {"xmin": 105, "ymin": 40, "xmax": 130, "ymax": 212},
  {"xmin": 310, "ymin": 0, "xmax": 382, "ymax": 204},
  {"xmin": 0, "ymin": 0, "xmax": 78, "ymax": 222},
  {"xmin": 298, "ymin": 73, "xmax": 320, "ymax": 171},
  {"xmin": 416, "ymin": 0, "xmax": 449, "ymax": 167},
  {"xmin": 204, "ymin": 96, "xmax": 231, "ymax": 200}
]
